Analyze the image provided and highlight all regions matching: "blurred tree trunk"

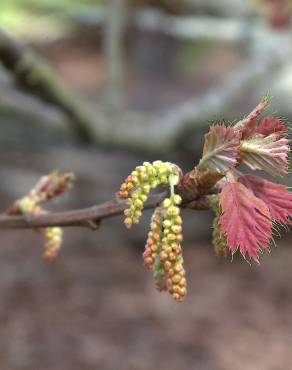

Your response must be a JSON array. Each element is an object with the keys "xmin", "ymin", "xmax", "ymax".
[{"xmin": 103, "ymin": 0, "xmax": 128, "ymax": 112}]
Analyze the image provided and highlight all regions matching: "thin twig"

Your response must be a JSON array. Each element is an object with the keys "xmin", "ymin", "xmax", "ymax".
[{"xmin": 0, "ymin": 191, "xmax": 211, "ymax": 230}]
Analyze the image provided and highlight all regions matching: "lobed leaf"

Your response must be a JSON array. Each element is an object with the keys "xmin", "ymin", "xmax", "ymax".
[
  {"xmin": 240, "ymin": 133, "xmax": 289, "ymax": 177},
  {"xmin": 238, "ymin": 174, "xmax": 292, "ymax": 225},
  {"xmin": 198, "ymin": 125, "xmax": 241, "ymax": 174},
  {"xmin": 255, "ymin": 116, "xmax": 288, "ymax": 137},
  {"xmin": 234, "ymin": 97, "xmax": 270, "ymax": 138},
  {"xmin": 219, "ymin": 181, "xmax": 273, "ymax": 262}
]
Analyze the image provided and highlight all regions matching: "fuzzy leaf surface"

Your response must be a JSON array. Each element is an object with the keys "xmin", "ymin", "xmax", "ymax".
[
  {"xmin": 199, "ymin": 125, "xmax": 241, "ymax": 174},
  {"xmin": 234, "ymin": 97, "xmax": 270, "ymax": 138},
  {"xmin": 240, "ymin": 134, "xmax": 289, "ymax": 177},
  {"xmin": 255, "ymin": 117, "xmax": 288, "ymax": 137},
  {"xmin": 238, "ymin": 175, "xmax": 292, "ymax": 225},
  {"xmin": 219, "ymin": 181, "xmax": 272, "ymax": 261}
]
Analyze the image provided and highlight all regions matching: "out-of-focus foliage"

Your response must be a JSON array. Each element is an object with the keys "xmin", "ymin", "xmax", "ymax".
[{"xmin": 0, "ymin": 0, "xmax": 106, "ymax": 39}]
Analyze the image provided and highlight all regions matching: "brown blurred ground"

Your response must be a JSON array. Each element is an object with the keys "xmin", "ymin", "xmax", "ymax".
[
  {"xmin": 0, "ymin": 145, "xmax": 291, "ymax": 370},
  {"xmin": 1, "ymin": 138, "xmax": 291, "ymax": 370},
  {"xmin": 0, "ymin": 230, "xmax": 291, "ymax": 370}
]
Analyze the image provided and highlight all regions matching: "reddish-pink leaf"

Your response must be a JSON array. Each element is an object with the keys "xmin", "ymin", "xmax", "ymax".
[
  {"xmin": 199, "ymin": 125, "xmax": 241, "ymax": 174},
  {"xmin": 240, "ymin": 118, "xmax": 258, "ymax": 140},
  {"xmin": 219, "ymin": 181, "xmax": 273, "ymax": 261},
  {"xmin": 255, "ymin": 117, "xmax": 288, "ymax": 137},
  {"xmin": 238, "ymin": 175, "xmax": 292, "ymax": 225},
  {"xmin": 234, "ymin": 97, "xmax": 270, "ymax": 138}
]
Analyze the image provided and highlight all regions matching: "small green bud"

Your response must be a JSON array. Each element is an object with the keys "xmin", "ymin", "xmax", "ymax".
[
  {"xmin": 124, "ymin": 209, "xmax": 131, "ymax": 216},
  {"xmin": 172, "ymin": 194, "xmax": 182, "ymax": 205},
  {"xmin": 142, "ymin": 184, "xmax": 151, "ymax": 194},
  {"xmin": 166, "ymin": 206, "xmax": 179, "ymax": 216},
  {"xmin": 150, "ymin": 179, "xmax": 159, "ymax": 188},
  {"xmin": 171, "ymin": 225, "xmax": 182, "ymax": 234},
  {"xmin": 163, "ymin": 220, "xmax": 172, "ymax": 228},
  {"xmin": 134, "ymin": 210, "xmax": 142, "ymax": 218},
  {"xmin": 124, "ymin": 218, "xmax": 133, "ymax": 228},
  {"xmin": 160, "ymin": 175, "xmax": 168, "ymax": 184},
  {"xmin": 162, "ymin": 198, "xmax": 172, "ymax": 208},
  {"xmin": 153, "ymin": 160, "xmax": 163, "ymax": 168},
  {"xmin": 135, "ymin": 199, "xmax": 143, "ymax": 208},
  {"xmin": 19, "ymin": 196, "xmax": 36, "ymax": 213}
]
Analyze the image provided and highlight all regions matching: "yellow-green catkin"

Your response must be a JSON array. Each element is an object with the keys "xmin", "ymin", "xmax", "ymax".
[
  {"xmin": 153, "ymin": 259, "xmax": 168, "ymax": 292},
  {"xmin": 8, "ymin": 172, "xmax": 72, "ymax": 263},
  {"xmin": 44, "ymin": 227, "xmax": 63, "ymax": 261},
  {"xmin": 143, "ymin": 207, "xmax": 163, "ymax": 270},
  {"xmin": 210, "ymin": 196, "xmax": 228, "ymax": 257},
  {"xmin": 158, "ymin": 194, "xmax": 187, "ymax": 302},
  {"xmin": 142, "ymin": 206, "xmax": 168, "ymax": 291},
  {"xmin": 119, "ymin": 161, "xmax": 181, "ymax": 228},
  {"xmin": 18, "ymin": 196, "xmax": 37, "ymax": 214}
]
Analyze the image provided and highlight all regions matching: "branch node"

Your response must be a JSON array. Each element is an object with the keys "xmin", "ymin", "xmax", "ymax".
[{"xmin": 87, "ymin": 219, "xmax": 101, "ymax": 230}]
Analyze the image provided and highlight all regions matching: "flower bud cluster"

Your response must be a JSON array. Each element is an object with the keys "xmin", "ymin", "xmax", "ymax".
[
  {"xmin": 143, "ymin": 194, "xmax": 187, "ymax": 302},
  {"xmin": 119, "ymin": 161, "xmax": 181, "ymax": 228},
  {"xmin": 158, "ymin": 194, "xmax": 187, "ymax": 302},
  {"xmin": 30, "ymin": 171, "xmax": 75, "ymax": 204},
  {"xmin": 18, "ymin": 196, "xmax": 39, "ymax": 214},
  {"xmin": 143, "ymin": 207, "xmax": 163, "ymax": 270},
  {"xmin": 44, "ymin": 227, "xmax": 63, "ymax": 261},
  {"xmin": 7, "ymin": 171, "xmax": 74, "ymax": 262},
  {"xmin": 8, "ymin": 172, "xmax": 75, "ymax": 215},
  {"xmin": 153, "ymin": 260, "xmax": 168, "ymax": 292}
]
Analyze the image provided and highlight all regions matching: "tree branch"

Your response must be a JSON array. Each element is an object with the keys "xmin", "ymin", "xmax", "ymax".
[
  {"xmin": 132, "ymin": 11, "xmax": 259, "ymax": 43},
  {"xmin": 0, "ymin": 29, "xmax": 96, "ymax": 143},
  {"xmin": 2, "ymin": 22, "xmax": 288, "ymax": 153},
  {"xmin": 0, "ymin": 192, "xmax": 211, "ymax": 230}
]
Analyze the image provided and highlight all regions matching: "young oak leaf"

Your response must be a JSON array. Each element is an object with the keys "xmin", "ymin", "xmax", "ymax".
[
  {"xmin": 219, "ymin": 181, "xmax": 273, "ymax": 262},
  {"xmin": 233, "ymin": 97, "xmax": 270, "ymax": 139},
  {"xmin": 238, "ymin": 174, "xmax": 292, "ymax": 225},
  {"xmin": 240, "ymin": 133, "xmax": 289, "ymax": 177},
  {"xmin": 255, "ymin": 116, "xmax": 288, "ymax": 137},
  {"xmin": 198, "ymin": 125, "xmax": 241, "ymax": 174}
]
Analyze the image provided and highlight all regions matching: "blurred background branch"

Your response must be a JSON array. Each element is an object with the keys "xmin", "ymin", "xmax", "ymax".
[
  {"xmin": 0, "ymin": 29, "xmax": 96, "ymax": 143},
  {"xmin": 1, "ymin": 0, "xmax": 292, "ymax": 153},
  {"xmin": 103, "ymin": 0, "xmax": 127, "ymax": 111}
]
